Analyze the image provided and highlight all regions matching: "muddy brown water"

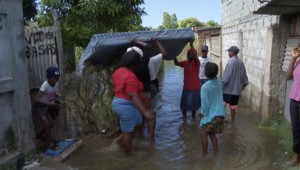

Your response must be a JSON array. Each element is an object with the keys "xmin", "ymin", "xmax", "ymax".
[{"xmin": 64, "ymin": 61, "xmax": 288, "ymax": 170}]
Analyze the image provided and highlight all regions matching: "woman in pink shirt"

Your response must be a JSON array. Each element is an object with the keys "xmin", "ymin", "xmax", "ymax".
[{"xmin": 284, "ymin": 47, "xmax": 300, "ymax": 167}]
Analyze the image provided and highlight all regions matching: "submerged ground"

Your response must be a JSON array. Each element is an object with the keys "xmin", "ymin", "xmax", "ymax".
[{"xmin": 64, "ymin": 61, "xmax": 289, "ymax": 170}]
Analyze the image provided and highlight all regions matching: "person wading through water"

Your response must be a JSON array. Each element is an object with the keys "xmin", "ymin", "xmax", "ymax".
[
  {"xmin": 222, "ymin": 46, "xmax": 248, "ymax": 121},
  {"xmin": 130, "ymin": 38, "xmax": 156, "ymax": 143},
  {"xmin": 148, "ymin": 36, "xmax": 166, "ymax": 142},
  {"xmin": 112, "ymin": 45, "xmax": 154, "ymax": 156},
  {"xmin": 174, "ymin": 38, "xmax": 201, "ymax": 118}
]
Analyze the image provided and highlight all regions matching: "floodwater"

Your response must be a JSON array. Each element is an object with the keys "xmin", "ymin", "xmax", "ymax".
[{"xmin": 65, "ymin": 61, "xmax": 288, "ymax": 170}]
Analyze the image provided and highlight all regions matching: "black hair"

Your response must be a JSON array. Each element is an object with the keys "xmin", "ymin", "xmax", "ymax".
[
  {"xmin": 121, "ymin": 50, "xmax": 142, "ymax": 70},
  {"xmin": 204, "ymin": 62, "xmax": 218, "ymax": 79}
]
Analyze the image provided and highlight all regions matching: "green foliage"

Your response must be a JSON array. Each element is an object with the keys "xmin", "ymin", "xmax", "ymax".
[
  {"xmin": 37, "ymin": 0, "xmax": 146, "ymax": 48},
  {"xmin": 22, "ymin": 0, "xmax": 38, "ymax": 24},
  {"xmin": 206, "ymin": 20, "xmax": 220, "ymax": 27},
  {"xmin": 178, "ymin": 17, "xmax": 205, "ymax": 29},
  {"xmin": 156, "ymin": 25, "xmax": 165, "ymax": 30},
  {"xmin": 258, "ymin": 111, "xmax": 293, "ymax": 155},
  {"xmin": 75, "ymin": 47, "xmax": 84, "ymax": 67},
  {"xmin": 162, "ymin": 12, "xmax": 178, "ymax": 29}
]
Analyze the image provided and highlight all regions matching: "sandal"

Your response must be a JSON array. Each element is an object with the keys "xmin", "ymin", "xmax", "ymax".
[{"xmin": 282, "ymin": 161, "xmax": 299, "ymax": 167}]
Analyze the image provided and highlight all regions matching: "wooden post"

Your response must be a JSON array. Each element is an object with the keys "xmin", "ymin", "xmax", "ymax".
[{"xmin": 51, "ymin": 6, "xmax": 69, "ymax": 138}]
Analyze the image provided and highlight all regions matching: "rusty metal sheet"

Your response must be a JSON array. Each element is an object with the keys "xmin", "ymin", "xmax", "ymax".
[
  {"xmin": 25, "ymin": 26, "xmax": 57, "ymax": 88},
  {"xmin": 282, "ymin": 37, "xmax": 300, "ymax": 71}
]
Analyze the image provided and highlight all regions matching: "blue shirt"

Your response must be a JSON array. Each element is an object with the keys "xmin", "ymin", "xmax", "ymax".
[{"xmin": 199, "ymin": 78, "xmax": 225, "ymax": 127}]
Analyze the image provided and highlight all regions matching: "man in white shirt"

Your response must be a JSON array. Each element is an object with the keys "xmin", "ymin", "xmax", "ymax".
[
  {"xmin": 198, "ymin": 45, "xmax": 212, "ymax": 85},
  {"xmin": 147, "ymin": 37, "xmax": 166, "ymax": 143},
  {"xmin": 148, "ymin": 37, "xmax": 166, "ymax": 113}
]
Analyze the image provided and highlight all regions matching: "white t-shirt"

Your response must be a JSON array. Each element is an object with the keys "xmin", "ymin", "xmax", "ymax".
[
  {"xmin": 148, "ymin": 53, "xmax": 163, "ymax": 81},
  {"xmin": 40, "ymin": 81, "xmax": 59, "ymax": 102},
  {"xmin": 198, "ymin": 56, "xmax": 212, "ymax": 79}
]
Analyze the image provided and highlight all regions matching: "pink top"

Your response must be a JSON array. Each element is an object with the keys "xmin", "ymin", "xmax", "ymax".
[{"xmin": 290, "ymin": 59, "xmax": 300, "ymax": 101}]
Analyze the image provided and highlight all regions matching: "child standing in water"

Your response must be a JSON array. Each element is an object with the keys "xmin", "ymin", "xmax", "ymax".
[
  {"xmin": 199, "ymin": 63, "xmax": 225, "ymax": 154},
  {"xmin": 174, "ymin": 38, "xmax": 201, "ymax": 118}
]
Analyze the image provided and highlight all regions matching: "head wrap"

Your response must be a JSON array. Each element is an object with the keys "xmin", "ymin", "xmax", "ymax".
[
  {"xmin": 46, "ymin": 66, "xmax": 60, "ymax": 79},
  {"xmin": 126, "ymin": 46, "xmax": 143, "ymax": 58}
]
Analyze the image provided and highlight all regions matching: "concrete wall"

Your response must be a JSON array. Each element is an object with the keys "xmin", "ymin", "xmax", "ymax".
[
  {"xmin": 222, "ymin": 0, "xmax": 285, "ymax": 119},
  {"xmin": 0, "ymin": 0, "xmax": 35, "ymax": 167}
]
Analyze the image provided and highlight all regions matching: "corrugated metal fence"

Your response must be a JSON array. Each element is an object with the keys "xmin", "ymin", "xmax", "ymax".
[
  {"xmin": 25, "ymin": 26, "xmax": 57, "ymax": 88},
  {"xmin": 26, "ymin": 25, "xmax": 67, "ymax": 142}
]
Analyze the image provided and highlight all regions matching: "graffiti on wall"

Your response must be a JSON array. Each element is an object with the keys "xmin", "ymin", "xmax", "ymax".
[
  {"xmin": 25, "ymin": 29, "xmax": 56, "ymax": 59},
  {"xmin": 25, "ymin": 26, "xmax": 58, "ymax": 88}
]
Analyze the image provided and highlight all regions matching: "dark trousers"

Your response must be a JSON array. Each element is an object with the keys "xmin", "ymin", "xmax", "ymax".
[{"xmin": 290, "ymin": 99, "xmax": 300, "ymax": 153}]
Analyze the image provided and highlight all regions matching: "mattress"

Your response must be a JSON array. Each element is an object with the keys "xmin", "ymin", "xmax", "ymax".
[
  {"xmin": 76, "ymin": 28, "xmax": 194, "ymax": 74},
  {"xmin": 43, "ymin": 139, "xmax": 83, "ymax": 162}
]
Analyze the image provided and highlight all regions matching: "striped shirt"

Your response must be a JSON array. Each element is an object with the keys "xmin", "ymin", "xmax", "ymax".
[{"xmin": 222, "ymin": 56, "xmax": 248, "ymax": 95}]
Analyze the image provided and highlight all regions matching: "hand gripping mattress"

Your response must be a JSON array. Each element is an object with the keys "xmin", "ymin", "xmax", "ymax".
[{"xmin": 76, "ymin": 28, "xmax": 194, "ymax": 74}]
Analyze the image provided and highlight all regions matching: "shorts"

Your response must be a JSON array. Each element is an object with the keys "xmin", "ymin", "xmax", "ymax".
[
  {"xmin": 33, "ymin": 101, "xmax": 60, "ymax": 120},
  {"xmin": 180, "ymin": 88, "xmax": 201, "ymax": 111},
  {"xmin": 223, "ymin": 94, "xmax": 239, "ymax": 109},
  {"xmin": 152, "ymin": 94, "xmax": 158, "ymax": 113},
  {"xmin": 142, "ymin": 92, "xmax": 153, "ymax": 111},
  {"xmin": 32, "ymin": 105, "xmax": 49, "ymax": 118},
  {"xmin": 200, "ymin": 79, "xmax": 208, "ymax": 86},
  {"xmin": 202, "ymin": 116, "xmax": 225, "ymax": 134},
  {"xmin": 112, "ymin": 97, "xmax": 143, "ymax": 132}
]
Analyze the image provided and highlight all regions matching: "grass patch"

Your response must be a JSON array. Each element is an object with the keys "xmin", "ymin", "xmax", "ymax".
[{"xmin": 258, "ymin": 111, "xmax": 293, "ymax": 155}]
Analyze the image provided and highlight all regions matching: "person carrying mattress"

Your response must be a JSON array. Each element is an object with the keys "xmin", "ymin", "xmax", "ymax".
[
  {"xmin": 112, "ymin": 46, "xmax": 154, "ymax": 156},
  {"xmin": 130, "ymin": 38, "xmax": 156, "ymax": 143},
  {"xmin": 148, "ymin": 36, "xmax": 166, "ymax": 141},
  {"xmin": 174, "ymin": 38, "xmax": 201, "ymax": 118}
]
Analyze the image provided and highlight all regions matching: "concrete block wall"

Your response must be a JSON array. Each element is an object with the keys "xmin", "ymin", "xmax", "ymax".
[{"xmin": 222, "ymin": 0, "xmax": 282, "ymax": 118}]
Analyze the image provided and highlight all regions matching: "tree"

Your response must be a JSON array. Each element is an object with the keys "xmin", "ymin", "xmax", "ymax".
[
  {"xmin": 22, "ymin": 0, "xmax": 38, "ymax": 24},
  {"xmin": 37, "ymin": 0, "xmax": 147, "ymax": 48},
  {"xmin": 178, "ymin": 17, "xmax": 205, "ymax": 28},
  {"xmin": 156, "ymin": 25, "xmax": 165, "ymax": 30},
  {"xmin": 206, "ymin": 20, "xmax": 220, "ymax": 27},
  {"xmin": 162, "ymin": 12, "xmax": 178, "ymax": 29}
]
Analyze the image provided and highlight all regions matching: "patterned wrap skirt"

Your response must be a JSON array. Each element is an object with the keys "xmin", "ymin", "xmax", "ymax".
[{"xmin": 202, "ymin": 116, "xmax": 225, "ymax": 134}]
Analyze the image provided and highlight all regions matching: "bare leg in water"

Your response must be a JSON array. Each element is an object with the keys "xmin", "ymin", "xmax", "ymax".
[
  {"xmin": 231, "ymin": 109, "xmax": 236, "ymax": 121},
  {"xmin": 192, "ymin": 111, "xmax": 196, "ymax": 118},
  {"xmin": 147, "ymin": 112, "xmax": 156, "ymax": 144},
  {"xmin": 201, "ymin": 128, "xmax": 218, "ymax": 154},
  {"xmin": 122, "ymin": 131, "xmax": 133, "ymax": 156},
  {"xmin": 182, "ymin": 110, "xmax": 187, "ymax": 117},
  {"xmin": 114, "ymin": 131, "xmax": 134, "ymax": 156},
  {"xmin": 114, "ymin": 123, "xmax": 142, "ymax": 152}
]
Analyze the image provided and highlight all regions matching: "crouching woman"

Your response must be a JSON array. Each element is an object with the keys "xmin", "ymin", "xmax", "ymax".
[{"xmin": 112, "ymin": 48, "xmax": 154, "ymax": 156}]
